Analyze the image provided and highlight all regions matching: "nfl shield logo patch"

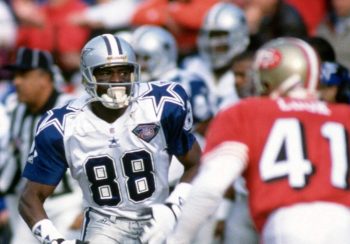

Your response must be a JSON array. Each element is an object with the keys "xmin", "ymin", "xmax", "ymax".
[{"xmin": 132, "ymin": 123, "xmax": 160, "ymax": 142}]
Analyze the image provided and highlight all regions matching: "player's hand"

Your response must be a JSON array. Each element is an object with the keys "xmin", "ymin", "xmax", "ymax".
[
  {"xmin": 51, "ymin": 239, "xmax": 89, "ymax": 244},
  {"xmin": 140, "ymin": 204, "xmax": 179, "ymax": 244}
]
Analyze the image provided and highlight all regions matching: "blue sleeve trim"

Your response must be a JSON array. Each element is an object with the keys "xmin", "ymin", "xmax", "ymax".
[{"xmin": 22, "ymin": 108, "xmax": 70, "ymax": 185}]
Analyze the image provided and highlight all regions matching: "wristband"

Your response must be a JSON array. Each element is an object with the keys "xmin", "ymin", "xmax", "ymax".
[{"xmin": 32, "ymin": 219, "xmax": 64, "ymax": 244}]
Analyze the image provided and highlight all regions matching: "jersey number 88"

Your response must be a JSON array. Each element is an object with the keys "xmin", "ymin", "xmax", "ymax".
[{"xmin": 85, "ymin": 149, "xmax": 156, "ymax": 206}]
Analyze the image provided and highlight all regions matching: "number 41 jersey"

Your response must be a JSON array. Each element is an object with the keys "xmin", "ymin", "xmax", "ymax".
[
  {"xmin": 204, "ymin": 97, "xmax": 350, "ymax": 231},
  {"xmin": 23, "ymin": 81, "xmax": 196, "ymax": 219}
]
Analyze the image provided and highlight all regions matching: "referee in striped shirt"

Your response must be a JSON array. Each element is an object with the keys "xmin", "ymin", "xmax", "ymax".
[{"xmin": 0, "ymin": 47, "xmax": 83, "ymax": 244}]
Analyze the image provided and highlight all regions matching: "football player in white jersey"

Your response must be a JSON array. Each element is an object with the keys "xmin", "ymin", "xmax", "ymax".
[
  {"xmin": 182, "ymin": 2, "xmax": 249, "ymax": 112},
  {"xmin": 18, "ymin": 34, "xmax": 201, "ymax": 244}
]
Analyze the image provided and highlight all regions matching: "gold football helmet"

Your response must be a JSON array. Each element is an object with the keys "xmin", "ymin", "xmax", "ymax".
[{"xmin": 254, "ymin": 37, "xmax": 320, "ymax": 99}]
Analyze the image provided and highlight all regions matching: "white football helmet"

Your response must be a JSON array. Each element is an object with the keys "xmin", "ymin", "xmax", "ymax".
[
  {"xmin": 198, "ymin": 2, "xmax": 249, "ymax": 69},
  {"xmin": 253, "ymin": 37, "xmax": 320, "ymax": 99},
  {"xmin": 80, "ymin": 33, "xmax": 140, "ymax": 109},
  {"xmin": 132, "ymin": 25, "xmax": 177, "ymax": 81}
]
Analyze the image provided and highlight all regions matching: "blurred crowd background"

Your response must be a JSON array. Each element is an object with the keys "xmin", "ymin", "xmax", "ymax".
[{"xmin": 0, "ymin": 0, "xmax": 342, "ymax": 99}]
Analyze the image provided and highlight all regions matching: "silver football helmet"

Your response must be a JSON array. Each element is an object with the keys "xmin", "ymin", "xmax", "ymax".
[
  {"xmin": 198, "ymin": 2, "xmax": 249, "ymax": 69},
  {"xmin": 253, "ymin": 37, "xmax": 320, "ymax": 99},
  {"xmin": 132, "ymin": 25, "xmax": 177, "ymax": 81},
  {"xmin": 80, "ymin": 33, "xmax": 140, "ymax": 109},
  {"xmin": 114, "ymin": 30, "xmax": 132, "ymax": 43}
]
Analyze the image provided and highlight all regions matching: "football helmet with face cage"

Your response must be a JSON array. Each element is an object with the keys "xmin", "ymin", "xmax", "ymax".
[
  {"xmin": 132, "ymin": 25, "xmax": 177, "ymax": 81},
  {"xmin": 80, "ymin": 33, "xmax": 140, "ymax": 109},
  {"xmin": 253, "ymin": 37, "xmax": 320, "ymax": 99},
  {"xmin": 198, "ymin": 2, "xmax": 249, "ymax": 69}
]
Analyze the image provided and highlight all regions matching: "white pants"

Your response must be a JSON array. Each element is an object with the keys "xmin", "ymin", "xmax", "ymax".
[
  {"xmin": 262, "ymin": 202, "xmax": 350, "ymax": 244},
  {"xmin": 82, "ymin": 209, "xmax": 150, "ymax": 244}
]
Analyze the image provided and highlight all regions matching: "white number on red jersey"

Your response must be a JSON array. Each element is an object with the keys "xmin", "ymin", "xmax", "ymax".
[
  {"xmin": 321, "ymin": 122, "xmax": 349, "ymax": 189},
  {"xmin": 260, "ymin": 118, "xmax": 349, "ymax": 189}
]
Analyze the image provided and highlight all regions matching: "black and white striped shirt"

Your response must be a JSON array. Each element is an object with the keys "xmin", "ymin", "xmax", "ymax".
[{"xmin": 0, "ymin": 90, "xmax": 74, "ymax": 195}]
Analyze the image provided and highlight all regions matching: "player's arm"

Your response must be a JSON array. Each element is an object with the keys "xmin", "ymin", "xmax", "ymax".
[
  {"xmin": 176, "ymin": 139, "xmax": 201, "ymax": 182},
  {"xmin": 168, "ymin": 141, "xmax": 248, "ymax": 244},
  {"xmin": 19, "ymin": 180, "xmax": 55, "ymax": 228},
  {"xmin": 166, "ymin": 139, "xmax": 201, "ymax": 219},
  {"xmin": 19, "ymin": 109, "xmax": 87, "ymax": 244},
  {"xmin": 165, "ymin": 139, "xmax": 202, "ymax": 222},
  {"xmin": 19, "ymin": 181, "xmax": 87, "ymax": 244}
]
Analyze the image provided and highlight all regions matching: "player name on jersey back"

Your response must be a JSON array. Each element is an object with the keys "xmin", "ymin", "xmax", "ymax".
[{"xmin": 277, "ymin": 98, "xmax": 330, "ymax": 115}]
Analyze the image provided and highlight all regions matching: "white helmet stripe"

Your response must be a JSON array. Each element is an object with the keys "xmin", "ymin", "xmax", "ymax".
[
  {"xmin": 206, "ymin": 4, "xmax": 224, "ymax": 27},
  {"xmin": 294, "ymin": 39, "xmax": 320, "ymax": 92},
  {"xmin": 102, "ymin": 34, "xmax": 122, "ymax": 56}
]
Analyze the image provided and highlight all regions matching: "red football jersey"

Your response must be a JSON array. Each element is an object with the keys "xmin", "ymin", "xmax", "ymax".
[{"xmin": 204, "ymin": 97, "xmax": 350, "ymax": 231}]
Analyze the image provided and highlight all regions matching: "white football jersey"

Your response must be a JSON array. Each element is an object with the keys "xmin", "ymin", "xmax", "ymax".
[
  {"xmin": 182, "ymin": 55, "xmax": 239, "ymax": 113},
  {"xmin": 23, "ymin": 81, "xmax": 195, "ymax": 219},
  {"xmin": 160, "ymin": 67, "xmax": 214, "ymax": 124}
]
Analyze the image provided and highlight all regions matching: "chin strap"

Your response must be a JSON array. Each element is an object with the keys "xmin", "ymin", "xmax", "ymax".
[{"xmin": 101, "ymin": 86, "xmax": 129, "ymax": 109}]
